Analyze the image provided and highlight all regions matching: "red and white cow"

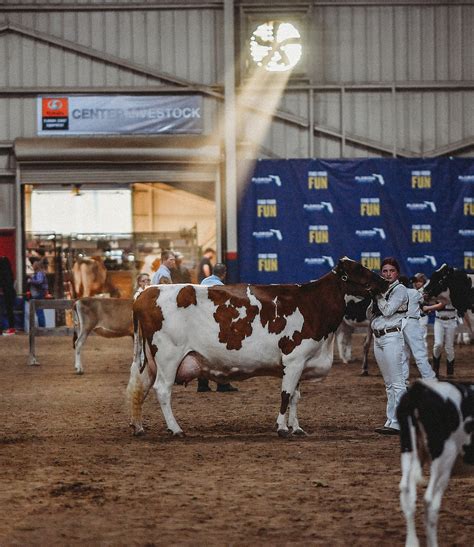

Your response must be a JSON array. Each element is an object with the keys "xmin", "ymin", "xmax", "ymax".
[
  {"xmin": 397, "ymin": 380, "xmax": 474, "ymax": 547},
  {"xmin": 127, "ymin": 257, "xmax": 388, "ymax": 437},
  {"xmin": 72, "ymin": 257, "xmax": 120, "ymax": 298},
  {"xmin": 73, "ymin": 297, "xmax": 133, "ymax": 374}
]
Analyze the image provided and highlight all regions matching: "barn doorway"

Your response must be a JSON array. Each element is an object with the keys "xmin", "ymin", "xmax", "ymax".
[
  {"xmin": 24, "ymin": 182, "xmax": 216, "ymax": 299},
  {"xmin": 16, "ymin": 135, "xmax": 222, "ymax": 296}
]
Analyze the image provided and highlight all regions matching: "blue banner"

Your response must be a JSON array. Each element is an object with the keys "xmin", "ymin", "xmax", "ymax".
[{"xmin": 238, "ymin": 158, "xmax": 474, "ymax": 283}]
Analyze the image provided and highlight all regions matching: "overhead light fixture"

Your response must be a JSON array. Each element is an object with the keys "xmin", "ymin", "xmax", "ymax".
[
  {"xmin": 72, "ymin": 184, "xmax": 82, "ymax": 197},
  {"xmin": 249, "ymin": 21, "xmax": 302, "ymax": 72}
]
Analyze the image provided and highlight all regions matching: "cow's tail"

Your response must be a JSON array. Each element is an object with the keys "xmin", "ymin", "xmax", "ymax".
[
  {"xmin": 397, "ymin": 384, "xmax": 424, "ymax": 488},
  {"xmin": 72, "ymin": 301, "xmax": 80, "ymax": 349},
  {"xmin": 126, "ymin": 310, "xmax": 149, "ymax": 435},
  {"xmin": 398, "ymin": 385, "xmax": 425, "ymax": 547}
]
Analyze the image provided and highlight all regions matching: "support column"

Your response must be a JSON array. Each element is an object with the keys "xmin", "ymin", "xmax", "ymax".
[
  {"xmin": 224, "ymin": 0, "xmax": 238, "ymax": 282},
  {"xmin": 15, "ymin": 165, "xmax": 24, "ymax": 293}
]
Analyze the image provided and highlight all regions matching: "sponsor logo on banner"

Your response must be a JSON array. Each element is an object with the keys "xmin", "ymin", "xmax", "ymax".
[
  {"xmin": 411, "ymin": 170, "xmax": 431, "ymax": 189},
  {"xmin": 463, "ymin": 197, "xmax": 474, "ymax": 215},
  {"xmin": 407, "ymin": 255, "xmax": 437, "ymax": 267},
  {"xmin": 257, "ymin": 199, "xmax": 277, "ymax": 217},
  {"xmin": 354, "ymin": 174, "xmax": 385, "ymax": 185},
  {"xmin": 252, "ymin": 175, "xmax": 282, "ymax": 186},
  {"xmin": 360, "ymin": 198, "xmax": 380, "ymax": 216},
  {"xmin": 464, "ymin": 252, "xmax": 474, "ymax": 269},
  {"xmin": 308, "ymin": 225, "xmax": 329, "ymax": 243},
  {"xmin": 361, "ymin": 252, "xmax": 381, "ymax": 270},
  {"xmin": 304, "ymin": 256, "xmax": 334, "ymax": 267},
  {"xmin": 252, "ymin": 229, "xmax": 282, "ymax": 240},
  {"xmin": 303, "ymin": 202, "xmax": 334, "ymax": 213},
  {"xmin": 412, "ymin": 224, "xmax": 432, "ymax": 243},
  {"xmin": 258, "ymin": 253, "xmax": 278, "ymax": 272},
  {"xmin": 308, "ymin": 171, "xmax": 328, "ymax": 190},
  {"xmin": 406, "ymin": 201, "xmax": 437, "ymax": 213},
  {"xmin": 355, "ymin": 228, "xmax": 386, "ymax": 240},
  {"xmin": 41, "ymin": 97, "xmax": 69, "ymax": 130},
  {"xmin": 459, "ymin": 229, "xmax": 474, "ymax": 237},
  {"xmin": 458, "ymin": 175, "xmax": 474, "ymax": 183}
]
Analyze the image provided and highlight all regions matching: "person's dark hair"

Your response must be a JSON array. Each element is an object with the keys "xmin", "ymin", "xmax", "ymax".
[
  {"xmin": 212, "ymin": 263, "xmax": 227, "ymax": 278},
  {"xmin": 381, "ymin": 256, "xmax": 401, "ymax": 273},
  {"xmin": 398, "ymin": 275, "xmax": 410, "ymax": 287},
  {"xmin": 204, "ymin": 247, "xmax": 215, "ymax": 255},
  {"xmin": 161, "ymin": 250, "xmax": 175, "ymax": 261},
  {"xmin": 29, "ymin": 256, "xmax": 40, "ymax": 265}
]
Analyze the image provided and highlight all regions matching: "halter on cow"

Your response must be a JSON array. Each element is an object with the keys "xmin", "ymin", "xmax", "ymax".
[
  {"xmin": 127, "ymin": 257, "xmax": 388, "ymax": 438},
  {"xmin": 423, "ymin": 264, "xmax": 474, "ymax": 317}
]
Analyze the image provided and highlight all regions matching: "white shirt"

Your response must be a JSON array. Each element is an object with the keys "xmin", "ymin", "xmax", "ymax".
[
  {"xmin": 406, "ymin": 288, "xmax": 423, "ymax": 319},
  {"xmin": 370, "ymin": 281, "xmax": 408, "ymax": 331}
]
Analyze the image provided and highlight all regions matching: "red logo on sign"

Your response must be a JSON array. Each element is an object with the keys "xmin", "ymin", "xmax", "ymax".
[{"xmin": 42, "ymin": 98, "xmax": 69, "ymax": 117}]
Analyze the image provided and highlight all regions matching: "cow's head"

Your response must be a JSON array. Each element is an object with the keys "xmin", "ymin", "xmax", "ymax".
[
  {"xmin": 424, "ymin": 264, "xmax": 473, "ymax": 316},
  {"xmin": 423, "ymin": 263, "xmax": 453, "ymax": 297},
  {"xmin": 333, "ymin": 257, "xmax": 389, "ymax": 297}
]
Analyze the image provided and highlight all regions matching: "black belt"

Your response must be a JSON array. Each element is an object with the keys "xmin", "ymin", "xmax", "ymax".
[
  {"xmin": 373, "ymin": 326, "xmax": 402, "ymax": 338},
  {"xmin": 408, "ymin": 317, "xmax": 419, "ymax": 320},
  {"xmin": 437, "ymin": 316, "xmax": 456, "ymax": 321}
]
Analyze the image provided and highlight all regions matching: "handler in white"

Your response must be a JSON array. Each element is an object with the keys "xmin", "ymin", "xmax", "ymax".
[
  {"xmin": 412, "ymin": 273, "xmax": 429, "ymax": 351},
  {"xmin": 369, "ymin": 257, "xmax": 408, "ymax": 435},
  {"xmin": 423, "ymin": 298, "xmax": 458, "ymax": 378},
  {"xmin": 400, "ymin": 277, "xmax": 436, "ymax": 382}
]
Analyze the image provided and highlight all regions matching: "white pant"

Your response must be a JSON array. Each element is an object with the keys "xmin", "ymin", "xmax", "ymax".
[
  {"xmin": 419, "ymin": 314, "xmax": 429, "ymax": 352},
  {"xmin": 374, "ymin": 331, "xmax": 406, "ymax": 430},
  {"xmin": 433, "ymin": 318, "xmax": 457, "ymax": 362},
  {"xmin": 402, "ymin": 318, "xmax": 436, "ymax": 380}
]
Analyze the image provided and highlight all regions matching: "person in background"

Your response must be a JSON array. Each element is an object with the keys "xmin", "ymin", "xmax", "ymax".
[
  {"xmin": 170, "ymin": 252, "xmax": 192, "ymax": 284},
  {"xmin": 411, "ymin": 273, "xmax": 429, "ymax": 351},
  {"xmin": 0, "ymin": 255, "xmax": 16, "ymax": 336},
  {"xmin": 197, "ymin": 248, "xmax": 215, "ymax": 283},
  {"xmin": 423, "ymin": 294, "xmax": 458, "ymax": 379},
  {"xmin": 28, "ymin": 257, "xmax": 49, "ymax": 328},
  {"xmin": 151, "ymin": 250, "xmax": 175, "ymax": 285},
  {"xmin": 399, "ymin": 276, "xmax": 436, "ymax": 383},
  {"xmin": 369, "ymin": 257, "xmax": 408, "ymax": 435},
  {"xmin": 197, "ymin": 263, "xmax": 239, "ymax": 393},
  {"xmin": 134, "ymin": 273, "xmax": 150, "ymax": 300}
]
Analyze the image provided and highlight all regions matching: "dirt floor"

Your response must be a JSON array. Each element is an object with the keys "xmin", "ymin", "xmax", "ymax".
[{"xmin": 0, "ymin": 332, "xmax": 472, "ymax": 546}]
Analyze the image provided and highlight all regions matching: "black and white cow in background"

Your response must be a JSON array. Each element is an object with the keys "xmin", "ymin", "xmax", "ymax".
[
  {"xmin": 335, "ymin": 295, "xmax": 372, "ymax": 375},
  {"xmin": 397, "ymin": 380, "xmax": 474, "ymax": 547},
  {"xmin": 423, "ymin": 264, "xmax": 474, "ymax": 317}
]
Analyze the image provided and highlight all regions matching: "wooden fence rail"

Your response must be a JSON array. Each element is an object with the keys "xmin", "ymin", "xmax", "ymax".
[{"xmin": 28, "ymin": 299, "xmax": 75, "ymax": 366}]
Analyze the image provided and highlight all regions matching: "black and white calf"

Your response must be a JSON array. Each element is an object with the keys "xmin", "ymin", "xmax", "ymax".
[
  {"xmin": 397, "ymin": 380, "xmax": 474, "ymax": 547},
  {"xmin": 335, "ymin": 296, "xmax": 372, "ymax": 374}
]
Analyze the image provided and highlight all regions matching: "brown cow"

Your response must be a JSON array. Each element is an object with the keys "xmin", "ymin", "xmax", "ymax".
[
  {"xmin": 73, "ymin": 297, "xmax": 133, "ymax": 374},
  {"xmin": 72, "ymin": 257, "xmax": 120, "ymax": 298}
]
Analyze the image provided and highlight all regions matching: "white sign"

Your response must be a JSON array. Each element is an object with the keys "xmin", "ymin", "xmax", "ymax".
[{"xmin": 37, "ymin": 95, "xmax": 203, "ymax": 135}]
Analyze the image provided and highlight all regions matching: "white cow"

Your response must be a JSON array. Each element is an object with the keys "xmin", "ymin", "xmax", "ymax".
[
  {"xmin": 127, "ymin": 257, "xmax": 388, "ymax": 437},
  {"xmin": 397, "ymin": 380, "xmax": 474, "ymax": 547}
]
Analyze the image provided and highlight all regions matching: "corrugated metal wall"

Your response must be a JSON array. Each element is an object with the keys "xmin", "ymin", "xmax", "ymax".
[{"xmin": 0, "ymin": 1, "xmax": 472, "ymax": 162}]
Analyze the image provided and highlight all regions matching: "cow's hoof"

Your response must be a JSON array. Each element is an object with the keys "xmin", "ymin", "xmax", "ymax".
[
  {"xmin": 169, "ymin": 429, "xmax": 185, "ymax": 437},
  {"xmin": 277, "ymin": 429, "xmax": 291, "ymax": 438},
  {"xmin": 75, "ymin": 370, "xmax": 84, "ymax": 376},
  {"xmin": 132, "ymin": 427, "xmax": 145, "ymax": 436},
  {"xmin": 291, "ymin": 427, "xmax": 307, "ymax": 436},
  {"xmin": 360, "ymin": 371, "xmax": 369, "ymax": 377}
]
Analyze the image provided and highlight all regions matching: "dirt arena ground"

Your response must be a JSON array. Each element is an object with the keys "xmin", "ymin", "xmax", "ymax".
[{"xmin": 0, "ymin": 332, "xmax": 472, "ymax": 546}]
